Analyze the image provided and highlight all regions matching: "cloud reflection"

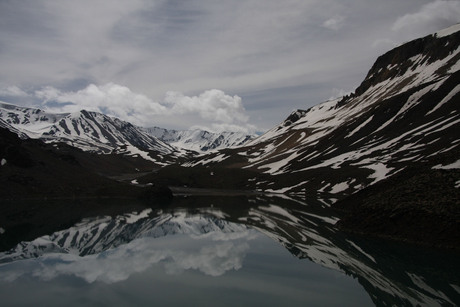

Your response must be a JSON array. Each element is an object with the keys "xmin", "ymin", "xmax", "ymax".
[{"xmin": 0, "ymin": 212, "xmax": 257, "ymax": 283}]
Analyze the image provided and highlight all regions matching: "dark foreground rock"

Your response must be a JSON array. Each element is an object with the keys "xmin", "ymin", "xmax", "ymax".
[{"xmin": 333, "ymin": 164, "xmax": 460, "ymax": 251}]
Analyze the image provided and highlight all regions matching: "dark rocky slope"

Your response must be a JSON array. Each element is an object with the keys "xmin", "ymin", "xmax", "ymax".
[
  {"xmin": 334, "ymin": 163, "xmax": 460, "ymax": 251},
  {"xmin": 0, "ymin": 127, "xmax": 172, "ymax": 200}
]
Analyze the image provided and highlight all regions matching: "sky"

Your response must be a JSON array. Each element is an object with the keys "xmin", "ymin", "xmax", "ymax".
[{"xmin": 0, "ymin": 0, "xmax": 459, "ymax": 133}]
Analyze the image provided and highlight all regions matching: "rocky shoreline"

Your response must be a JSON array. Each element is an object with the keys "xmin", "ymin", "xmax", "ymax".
[{"xmin": 333, "ymin": 165, "xmax": 460, "ymax": 252}]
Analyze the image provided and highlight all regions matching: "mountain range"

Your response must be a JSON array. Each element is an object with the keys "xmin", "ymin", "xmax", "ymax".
[
  {"xmin": 136, "ymin": 24, "xmax": 460, "ymax": 247},
  {"xmin": 143, "ymin": 126, "xmax": 256, "ymax": 153},
  {"xmin": 1, "ymin": 24, "xmax": 459, "ymax": 249}
]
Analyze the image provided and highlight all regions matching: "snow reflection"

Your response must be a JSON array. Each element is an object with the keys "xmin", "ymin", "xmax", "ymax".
[{"xmin": 0, "ymin": 210, "xmax": 257, "ymax": 282}]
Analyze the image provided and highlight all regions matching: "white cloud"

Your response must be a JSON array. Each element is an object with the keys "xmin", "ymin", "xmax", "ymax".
[
  {"xmin": 164, "ymin": 89, "xmax": 249, "ymax": 124},
  {"xmin": 32, "ymin": 83, "xmax": 255, "ymax": 133},
  {"xmin": 392, "ymin": 0, "xmax": 460, "ymax": 34}
]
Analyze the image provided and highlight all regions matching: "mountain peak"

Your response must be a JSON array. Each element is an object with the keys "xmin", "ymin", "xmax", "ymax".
[{"xmin": 354, "ymin": 27, "xmax": 460, "ymax": 98}]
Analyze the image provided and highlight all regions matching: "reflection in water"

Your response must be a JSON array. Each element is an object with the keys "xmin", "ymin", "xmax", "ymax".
[{"xmin": 0, "ymin": 194, "xmax": 459, "ymax": 306}]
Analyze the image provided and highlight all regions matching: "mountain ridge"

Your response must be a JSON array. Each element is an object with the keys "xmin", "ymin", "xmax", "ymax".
[
  {"xmin": 0, "ymin": 102, "xmax": 256, "ymax": 163},
  {"xmin": 142, "ymin": 126, "xmax": 256, "ymax": 153},
  {"xmin": 154, "ymin": 27, "xmax": 459, "ymax": 197}
]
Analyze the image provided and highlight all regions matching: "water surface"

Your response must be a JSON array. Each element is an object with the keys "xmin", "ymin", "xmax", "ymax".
[{"xmin": 0, "ymin": 194, "xmax": 458, "ymax": 306}]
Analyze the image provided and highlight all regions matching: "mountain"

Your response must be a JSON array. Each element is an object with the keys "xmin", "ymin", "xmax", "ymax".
[
  {"xmin": 143, "ymin": 126, "xmax": 256, "ymax": 153},
  {"xmin": 0, "ymin": 125, "xmax": 174, "ymax": 203},
  {"xmin": 0, "ymin": 102, "xmax": 192, "ymax": 167},
  {"xmin": 145, "ymin": 24, "xmax": 460, "ymax": 195},
  {"xmin": 138, "ymin": 25, "xmax": 460, "ymax": 247}
]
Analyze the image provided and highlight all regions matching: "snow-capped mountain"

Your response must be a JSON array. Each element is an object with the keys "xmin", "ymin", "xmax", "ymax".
[
  {"xmin": 143, "ymin": 126, "xmax": 256, "ymax": 153},
  {"xmin": 172, "ymin": 24, "xmax": 460, "ymax": 197},
  {"xmin": 0, "ymin": 103, "xmax": 190, "ymax": 165}
]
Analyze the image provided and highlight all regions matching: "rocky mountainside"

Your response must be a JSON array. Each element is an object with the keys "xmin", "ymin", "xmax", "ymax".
[
  {"xmin": 143, "ymin": 126, "xmax": 256, "ymax": 153},
  {"xmin": 0, "ymin": 126, "xmax": 175, "ymax": 202},
  {"xmin": 149, "ymin": 25, "xmax": 460, "ymax": 198}
]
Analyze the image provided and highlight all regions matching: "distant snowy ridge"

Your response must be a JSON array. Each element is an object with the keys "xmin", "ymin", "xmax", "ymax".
[{"xmin": 143, "ymin": 126, "xmax": 256, "ymax": 153}]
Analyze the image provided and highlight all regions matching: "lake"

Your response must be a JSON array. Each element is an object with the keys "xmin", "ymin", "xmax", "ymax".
[{"xmin": 0, "ymin": 194, "xmax": 459, "ymax": 306}]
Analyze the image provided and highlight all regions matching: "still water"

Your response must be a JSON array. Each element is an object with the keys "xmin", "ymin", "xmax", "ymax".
[{"xmin": 0, "ymin": 194, "xmax": 459, "ymax": 306}]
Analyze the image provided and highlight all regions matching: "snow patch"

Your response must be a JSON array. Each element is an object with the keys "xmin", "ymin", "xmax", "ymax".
[
  {"xmin": 259, "ymin": 151, "xmax": 301, "ymax": 175},
  {"xmin": 186, "ymin": 153, "xmax": 228, "ymax": 166},
  {"xmin": 258, "ymin": 205, "xmax": 300, "ymax": 223},
  {"xmin": 264, "ymin": 187, "xmax": 292, "ymax": 194},
  {"xmin": 346, "ymin": 116, "xmax": 373, "ymax": 138},
  {"xmin": 346, "ymin": 240, "xmax": 376, "ymax": 263},
  {"xmin": 119, "ymin": 144, "xmax": 166, "ymax": 165},
  {"xmin": 364, "ymin": 163, "xmax": 394, "ymax": 185},
  {"xmin": 330, "ymin": 182, "xmax": 349, "ymax": 194},
  {"xmin": 433, "ymin": 159, "xmax": 460, "ymax": 170},
  {"xmin": 426, "ymin": 84, "xmax": 460, "ymax": 115},
  {"xmin": 123, "ymin": 209, "xmax": 152, "ymax": 224},
  {"xmin": 436, "ymin": 23, "xmax": 460, "ymax": 38}
]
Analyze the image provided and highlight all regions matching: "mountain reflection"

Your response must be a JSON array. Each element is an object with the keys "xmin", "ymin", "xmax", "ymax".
[{"xmin": 0, "ymin": 194, "xmax": 459, "ymax": 306}]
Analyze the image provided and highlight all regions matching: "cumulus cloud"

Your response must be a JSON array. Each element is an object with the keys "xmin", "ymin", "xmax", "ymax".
[
  {"xmin": 31, "ymin": 83, "xmax": 255, "ymax": 133},
  {"xmin": 165, "ymin": 90, "xmax": 248, "ymax": 124},
  {"xmin": 392, "ymin": 0, "xmax": 460, "ymax": 34}
]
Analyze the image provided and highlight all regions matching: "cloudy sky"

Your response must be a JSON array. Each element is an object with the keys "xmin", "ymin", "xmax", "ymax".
[{"xmin": 1, "ymin": 0, "xmax": 459, "ymax": 133}]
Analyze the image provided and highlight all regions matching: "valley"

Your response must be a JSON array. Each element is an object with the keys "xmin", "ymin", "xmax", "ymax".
[{"xmin": 1, "ymin": 25, "xmax": 459, "ymax": 252}]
